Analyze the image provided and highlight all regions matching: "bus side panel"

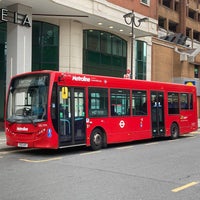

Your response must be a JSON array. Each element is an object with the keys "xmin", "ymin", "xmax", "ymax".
[
  {"xmin": 86, "ymin": 116, "xmax": 152, "ymax": 146},
  {"xmin": 165, "ymin": 115, "xmax": 180, "ymax": 137},
  {"xmin": 129, "ymin": 116, "xmax": 152, "ymax": 141},
  {"xmin": 179, "ymin": 110, "xmax": 198, "ymax": 134}
]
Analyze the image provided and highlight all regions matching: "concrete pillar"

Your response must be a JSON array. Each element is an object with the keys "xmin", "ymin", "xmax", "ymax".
[
  {"xmin": 59, "ymin": 20, "xmax": 70, "ymax": 72},
  {"xmin": 6, "ymin": 4, "xmax": 32, "ymax": 88},
  {"xmin": 69, "ymin": 20, "xmax": 83, "ymax": 73},
  {"xmin": 146, "ymin": 39, "xmax": 152, "ymax": 81},
  {"xmin": 59, "ymin": 20, "xmax": 83, "ymax": 73}
]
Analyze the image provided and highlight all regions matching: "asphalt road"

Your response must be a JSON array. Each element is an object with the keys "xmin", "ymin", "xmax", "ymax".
[{"xmin": 0, "ymin": 130, "xmax": 200, "ymax": 200}]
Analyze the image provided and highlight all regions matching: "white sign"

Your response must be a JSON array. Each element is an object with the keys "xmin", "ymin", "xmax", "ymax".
[
  {"xmin": 0, "ymin": 8, "xmax": 31, "ymax": 27},
  {"xmin": 119, "ymin": 120, "xmax": 125, "ymax": 128}
]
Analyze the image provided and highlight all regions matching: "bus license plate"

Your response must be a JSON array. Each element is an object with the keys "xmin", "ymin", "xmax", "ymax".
[{"xmin": 18, "ymin": 143, "xmax": 28, "ymax": 148}]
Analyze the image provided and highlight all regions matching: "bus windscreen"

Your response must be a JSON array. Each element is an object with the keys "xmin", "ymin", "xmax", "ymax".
[{"xmin": 7, "ymin": 74, "xmax": 49, "ymax": 124}]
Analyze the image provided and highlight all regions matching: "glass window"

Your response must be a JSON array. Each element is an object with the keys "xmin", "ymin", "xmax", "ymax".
[
  {"xmin": 163, "ymin": 0, "xmax": 171, "ymax": 8},
  {"xmin": 110, "ymin": 89, "xmax": 130, "ymax": 116},
  {"xmin": 32, "ymin": 21, "xmax": 59, "ymax": 71},
  {"xmin": 194, "ymin": 65, "xmax": 199, "ymax": 78},
  {"xmin": 141, "ymin": 0, "xmax": 150, "ymax": 5},
  {"xmin": 0, "ymin": 22, "xmax": 6, "ymax": 121},
  {"xmin": 180, "ymin": 93, "xmax": 189, "ymax": 110},
  {"xmin": 101, "ymin": 32, "xmax": 111, "ymax": 54},
  {"xmin": 74, "ymin": 90, "xmax": 85, "ymax": 117},
  {"xmin": 112, "ymin": 35, "xmax": 122, "ymax": 56},
  {"xmin": 189, "ymin": 93, "xmax": 193, "ymax": 109},
  {"xmin": 132, "ymin": 90, "xmax": 147, "ymax": 116},
  {"xmin": 122, "ymin": 40, "xmax": 127, "ymax": 57},
  {"xmin": 51, "ymin": 84, "xmax": 57, "ymax": 120},
  {"xmin": 7, "ymin": 74, "xmax": 49, "ymax": 123},
  {"xmin": 89, "ymin": 88, "xmax": 108, "ymax": 117},
  {"xmin": 168, "ymin": 93, "xmax": 179, "ymax": 114},
  {"xmin": 83, "ymin": 30, "xmax": 127, "ymax": 77},
  {"xmin": 87, "ymin": 30, "xmax": 100, "ymax": 51},
  {"xmin": 135, "ymin": 40, "xmax": 147, "ymax": 80}
]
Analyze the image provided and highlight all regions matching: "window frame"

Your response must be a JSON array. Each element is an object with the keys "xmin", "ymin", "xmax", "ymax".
[
  {"xmin": 140, "ymin": 0, "xmax": 150, "ymax": 6},
  {"xmin": 168, "ymin": 92, "xmax": 179, "ymax": 115},
  {"xmin": 32, "ymin": 21, "xmax": 59, "ymax": 71},
  {"xmin": 83, "ymin": 30, "xmax": 127, "ymax": 77},
  {"xmin": 132, "ymin": 90, "xmax": 147, "ymax": 116},
  {"xmin": 110, "ymin": 89, "xmax": 130, "ymax": 116},
  {"xmin": 135, "ymin": 40, "xmax": 147, "ymax": 80},
  {"xmin": 88, "ymin": 87, "xmax": 108, "ymax": 117}
]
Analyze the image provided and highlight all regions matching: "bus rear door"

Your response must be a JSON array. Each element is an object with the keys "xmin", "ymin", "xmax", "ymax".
[
  {"xmin": 151, "ymin": 91, "xmax": 165, "ymax": 137},
  {"xmin": 59, "ymin": 87, "xmax": 86, "ymax": 147}
]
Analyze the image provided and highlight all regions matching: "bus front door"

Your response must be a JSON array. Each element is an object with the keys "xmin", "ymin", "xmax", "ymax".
[
  {"xmin": 151, "ymin": 91, "xmax": 165, "ymax": 137},
  {"xmin": 59, "ymin": 87, "xmax": 86, "ymax": 147}
]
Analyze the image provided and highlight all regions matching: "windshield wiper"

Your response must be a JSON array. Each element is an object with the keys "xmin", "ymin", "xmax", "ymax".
[
  {"xmin": 8, "ymin": 118, "xmax": 17, "ymax": 125},
  {"xmin": 27, "ymin": 116, "xmax": 37, "ymax": 127}
]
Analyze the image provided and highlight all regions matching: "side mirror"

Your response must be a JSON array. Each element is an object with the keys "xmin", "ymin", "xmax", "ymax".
[{"xmin": 61, "ymin": 87, "xmax": 68, "ymax": 99}]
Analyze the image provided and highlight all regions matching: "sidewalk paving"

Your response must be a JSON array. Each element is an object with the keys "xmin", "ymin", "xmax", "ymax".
[{"xmin": 0, "ymin": 129, "xmax": 5, "ymax": 139}]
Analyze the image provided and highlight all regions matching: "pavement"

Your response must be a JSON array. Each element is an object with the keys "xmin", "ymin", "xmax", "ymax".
[{"xmin": 0, "ymin": 128, "xmax": 5, "ymax": 140}]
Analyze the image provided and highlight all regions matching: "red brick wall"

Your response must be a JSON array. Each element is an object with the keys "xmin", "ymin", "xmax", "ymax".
[{"xmin": 107, "ymin": 0, "xmax": 157, "ymax": 19}]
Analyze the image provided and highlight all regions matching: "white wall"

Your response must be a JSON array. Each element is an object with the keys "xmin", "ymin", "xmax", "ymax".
[{"xmin": 6, "ymin": 4, "xmax": 32, "ymax": 89}]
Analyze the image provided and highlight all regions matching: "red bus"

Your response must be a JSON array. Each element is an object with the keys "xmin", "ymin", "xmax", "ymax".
[{"xmin": 5, "ymin": 71, "xmax": 198, "ymax": 150}]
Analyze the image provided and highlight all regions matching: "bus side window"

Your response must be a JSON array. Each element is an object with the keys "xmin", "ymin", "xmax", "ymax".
[
  {"xmin": 189, "ymin": 93, "xmax": 193, "ymax": 109},
  {"xmin": 132, "ymin": 90, "xmax": 147, "ymax": 116},
  {"xmin": 168, "ymin": 92, "xmax": 179, "ymax": 114},
  {"xmin": 88, "ymin": 88, "xmax": 108, "ymax": 117},
  {"xmin": 110, "ymin": 89, "xmax": 130, "ymax": 116},
  {"xmin": 180, "ymin": 93, "xmax": 189, "ymax": 110},
  {"xmin": 51, "ymin": 83, "xmax": 58, "ymax": 132}
]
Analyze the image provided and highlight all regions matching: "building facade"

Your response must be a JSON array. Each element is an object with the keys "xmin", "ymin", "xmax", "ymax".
[
  {"xmin": 0, "ymin": 0, "xmax": 157, "ymax": 123},
  {"xmin": 155, "ymin": 0, "xmax": 200, "ymax": 117}
]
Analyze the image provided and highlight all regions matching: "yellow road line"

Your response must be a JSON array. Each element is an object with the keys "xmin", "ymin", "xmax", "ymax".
[
  {"xmin": 19, "ymin": 157, "xmax": 62, "ymax": 163},
  {"xmin": 172, "ymin": 182, "xmax": 199, "ymax": 193},
  {"xmin": 117, "ymin": 146, "xmax": 134, "ymax": 150},
  {"xmin": 167, "ymin": 139, "xmax": 178, "ymax": 142},
  {"xmin": 80, "ymin": 151, "xmax": 101, "ymax": 156},
  {"xmin": 0, "ymin": 148, "xmax": 34, "ymax": 155},
  {"xmin": 145, "ymin": 142, "xmax": 158, "ymax": 146}
]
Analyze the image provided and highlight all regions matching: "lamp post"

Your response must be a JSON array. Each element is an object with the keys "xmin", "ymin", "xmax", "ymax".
[{"xmin": 123, "ymin": 11, "xmax": 148, "ymax": 79}]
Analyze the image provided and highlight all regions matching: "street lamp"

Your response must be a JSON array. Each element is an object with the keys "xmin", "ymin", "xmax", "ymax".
[{"xmin": 123, "ymin": 11, "xmax": 148, "ymax": 79}]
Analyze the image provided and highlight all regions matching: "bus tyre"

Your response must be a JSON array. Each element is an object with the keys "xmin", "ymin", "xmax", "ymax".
[
  {"xmin": 170, "ymin": 123, "xmax": 179, "ymax": 139},
  {"xmin": 90, "ymin": 128, "xmax": 103, "ymax": 151}
]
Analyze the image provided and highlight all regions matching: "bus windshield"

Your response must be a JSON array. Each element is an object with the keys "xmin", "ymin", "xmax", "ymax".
[{"xmin": 7, "ymin": 74, "xmax": 49, "ymax": 124}]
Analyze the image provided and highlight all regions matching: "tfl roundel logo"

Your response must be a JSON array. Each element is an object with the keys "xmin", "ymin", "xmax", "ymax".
[{"xmin": 119, "ymin": 120, "xmax": 125, "ymax": 128}]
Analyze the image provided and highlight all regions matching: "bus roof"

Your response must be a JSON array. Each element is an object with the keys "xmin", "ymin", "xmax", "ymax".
[{"xmin": 11, "ymin": 70, "xmax": 196, "ymax": 93}]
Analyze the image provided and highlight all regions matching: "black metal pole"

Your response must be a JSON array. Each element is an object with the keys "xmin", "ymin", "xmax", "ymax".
[{"xmin": 131, "ymin": 18, "xmax": 134, "ymax": 79}]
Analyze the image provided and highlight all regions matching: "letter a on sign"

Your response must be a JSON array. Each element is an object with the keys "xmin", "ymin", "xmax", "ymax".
[{"xmin": 22, "ymin": 15, "xmax": 31, "ymax": 27}]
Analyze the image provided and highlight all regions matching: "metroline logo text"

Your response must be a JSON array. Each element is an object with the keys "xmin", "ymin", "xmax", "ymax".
[
  {"xmin": 16, "ymin": 127, "xmax": 28, "ymax": 131},
  {"xmin": 72, "ymin": 76, "xmax": 90, "ymax": 82}
]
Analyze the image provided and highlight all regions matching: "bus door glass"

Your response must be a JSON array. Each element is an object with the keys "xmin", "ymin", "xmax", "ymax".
[
  {"xmin": 151, "ymin": 91, "xmax": 165, "ymax": 137},
  {"xmin": 59, "ymin": 87, "xmax": 86, "ymax": 146}
]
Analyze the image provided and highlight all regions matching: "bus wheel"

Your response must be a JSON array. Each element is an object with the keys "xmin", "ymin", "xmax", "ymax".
[
  {"xmin": 90, "ymin": 128, "xmax": 103, "ymax": 151},
  {"xmin": 170, "ymin": 123, "xmax": 179, "ymax": 139}
]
